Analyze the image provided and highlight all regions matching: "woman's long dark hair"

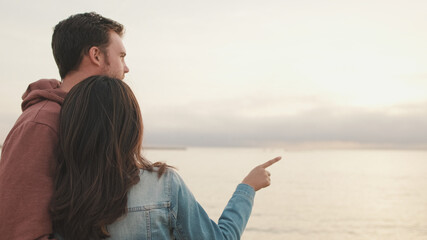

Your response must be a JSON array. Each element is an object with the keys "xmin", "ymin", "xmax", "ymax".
[{"xmin": 50, "ymin": 76, "xmax": 167, "ymax": 239}]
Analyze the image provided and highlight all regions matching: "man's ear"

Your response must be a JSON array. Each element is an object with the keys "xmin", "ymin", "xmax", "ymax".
[{"xmin": 88, "ymin": 46, "xmax": 103, "ymax": 66}]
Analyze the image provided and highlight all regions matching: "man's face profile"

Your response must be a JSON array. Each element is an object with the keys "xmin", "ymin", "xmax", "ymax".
[{"xmin": 100, "ymin": 31, "xmax": 129, "ymax": 80}]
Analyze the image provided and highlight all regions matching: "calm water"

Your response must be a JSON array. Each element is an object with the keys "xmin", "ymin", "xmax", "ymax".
[{"xmin": 143, "ymin": 148, "xmax": 427, "ymax": 240}]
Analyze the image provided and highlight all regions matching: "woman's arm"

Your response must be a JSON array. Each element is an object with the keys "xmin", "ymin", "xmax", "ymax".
[{"xmin": 169, "ymin": 157, "xmax": 281, "ymax": 240}]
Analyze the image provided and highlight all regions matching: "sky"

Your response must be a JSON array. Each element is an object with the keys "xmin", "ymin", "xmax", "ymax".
[{"xmin": 1, "ymin": 0, "xmax": 427, "ymax": 149}]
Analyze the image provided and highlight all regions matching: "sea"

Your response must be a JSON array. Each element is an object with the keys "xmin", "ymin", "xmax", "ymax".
[
  {"xmin": 1, "ymin": 147, "xmax": 426, "ymax": 239},
  {"xmin": 143, "ymin": 147, "xmax": 427, "ymax": 240}
]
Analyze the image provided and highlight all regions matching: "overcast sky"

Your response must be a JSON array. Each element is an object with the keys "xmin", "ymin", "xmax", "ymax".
[{"xmin": 1, "ymin": 0, "xmax": 426, "ymax": 149}]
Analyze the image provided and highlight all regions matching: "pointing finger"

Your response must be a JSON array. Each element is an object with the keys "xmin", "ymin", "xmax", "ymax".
[{"xmin": 259, "ymin": 156, "xmax": 281, "ymax": 169}]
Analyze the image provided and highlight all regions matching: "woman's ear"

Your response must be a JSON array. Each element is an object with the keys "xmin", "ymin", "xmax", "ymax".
[{"xmin": 88, "ymin": 46, "xmax": 103, "ymax": 67}]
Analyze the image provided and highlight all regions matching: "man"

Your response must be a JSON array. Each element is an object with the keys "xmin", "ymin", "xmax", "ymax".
[{"xmin": 0, "ymin": 12, "xmax": 129, "ymax": 239}]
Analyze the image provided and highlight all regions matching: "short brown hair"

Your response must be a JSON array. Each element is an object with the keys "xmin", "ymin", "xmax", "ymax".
[{"xmin": 52, "ymin": 12, "xmax": 124, "ymax": 79}]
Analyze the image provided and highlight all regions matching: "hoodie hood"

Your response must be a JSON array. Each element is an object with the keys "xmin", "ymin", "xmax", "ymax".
[{"xmin": 21, "ymin": 79, "xmax": 67, "ymax": 111}]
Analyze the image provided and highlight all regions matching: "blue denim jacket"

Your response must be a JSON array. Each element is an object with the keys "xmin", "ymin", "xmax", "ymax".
[{"xmin": 105, "ymin": 169, "xmax": 255, "ymax": 239}]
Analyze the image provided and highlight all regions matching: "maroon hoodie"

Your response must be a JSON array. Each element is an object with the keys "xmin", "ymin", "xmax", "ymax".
[{"xmin": 0, "ymin": 79, "xmax": 67, "ymax": 240}]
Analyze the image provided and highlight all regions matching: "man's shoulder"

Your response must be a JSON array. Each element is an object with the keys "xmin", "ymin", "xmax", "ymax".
[{"xmin": 17, "ymin": 99, "xmax": 62, "ymax": 132}]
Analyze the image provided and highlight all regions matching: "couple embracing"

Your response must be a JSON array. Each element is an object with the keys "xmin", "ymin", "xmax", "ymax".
[{"xmin": 0, "ymin": 12, "xmax": 280, "ymax": 240}]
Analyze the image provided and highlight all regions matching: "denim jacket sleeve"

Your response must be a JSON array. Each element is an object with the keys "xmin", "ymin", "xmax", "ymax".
[{"xmin": 169, "ymin": 170, "xmax": 255, "ymax": 240}]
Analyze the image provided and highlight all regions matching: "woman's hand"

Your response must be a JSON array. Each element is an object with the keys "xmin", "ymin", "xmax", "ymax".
[{"xmin": 242, "ymin": 156, "xmax": 281, "ymax": 191}]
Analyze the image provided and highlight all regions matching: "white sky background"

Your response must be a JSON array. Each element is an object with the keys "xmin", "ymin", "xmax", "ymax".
[{"xmin": 1, "ymin": 0, "xmax": 427, "ymax": 149}]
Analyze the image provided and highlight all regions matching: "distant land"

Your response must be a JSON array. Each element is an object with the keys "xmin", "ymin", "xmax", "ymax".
[
  {"xmin": 0, "ymin": 145, "xmax": 186, "ymax": 151},
  {"xmin": 144, "ymin": 146, "xmax": 187, "ymax": 151},
  {"xmin": 1, "ymin": 143, "xmax": 426, "ymax": 151}
]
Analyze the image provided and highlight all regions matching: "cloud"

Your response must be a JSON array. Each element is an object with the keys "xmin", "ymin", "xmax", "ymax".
[{"xmin": 142, "ymin": 97, "xmax": 427, "ymax": 149}]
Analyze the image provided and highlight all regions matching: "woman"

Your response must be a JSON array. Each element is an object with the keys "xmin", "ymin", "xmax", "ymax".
[{"xmin": 50, "ymin": 75, "xmax": 280, "ymax": 240}]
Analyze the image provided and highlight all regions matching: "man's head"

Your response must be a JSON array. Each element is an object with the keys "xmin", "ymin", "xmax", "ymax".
[{"xmin": 52, "ymin": 12, "xmax": 129, "ymax": 80}]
